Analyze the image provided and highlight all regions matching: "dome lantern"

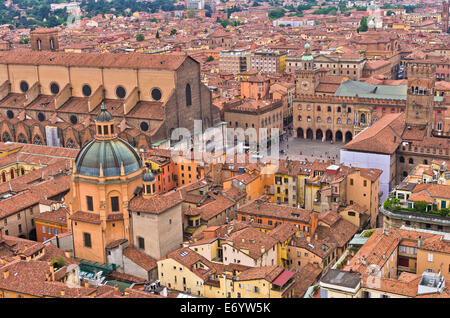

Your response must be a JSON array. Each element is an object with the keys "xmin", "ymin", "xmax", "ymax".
[
  {"xmin": 142, "ymin": 171, "xmax": 156, "ymax": 197},
  {"xmin": 95, "ymin": 103, "xmax": 117, "ymax": 140}
]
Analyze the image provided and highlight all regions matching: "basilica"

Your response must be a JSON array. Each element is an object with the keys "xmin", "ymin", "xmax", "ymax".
[{"xmin": 0, "ymin": 28, "xmax": 221, "ymax": 150}]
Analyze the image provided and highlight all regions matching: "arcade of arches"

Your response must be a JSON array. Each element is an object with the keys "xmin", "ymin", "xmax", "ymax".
[{"xmin": 296, "ymin": 127, "xmax": 353, "ymax": 143}]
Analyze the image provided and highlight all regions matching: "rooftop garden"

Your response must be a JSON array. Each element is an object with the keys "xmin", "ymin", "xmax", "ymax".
[{"xmin": 383, "ymin": 198, "xmax": 450, "ymax": 217}]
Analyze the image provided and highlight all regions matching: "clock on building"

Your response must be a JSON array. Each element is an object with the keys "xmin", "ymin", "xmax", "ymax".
[{"xmin": 301, "ymin": 80, "xmax": 311, "ymax": 91}]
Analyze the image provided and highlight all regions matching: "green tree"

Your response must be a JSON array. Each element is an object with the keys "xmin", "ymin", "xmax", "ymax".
[
  {"xmin": 51, "ymin": 256, "xmax": 66, "ymax": 270},
  {"xmin": 136, "ymin": 33, "xmax": 145, "ymax": 41},
  {"xmin": 268, "ymin": 9, "xmax": 285, "ymax": 20},
  {"xmin": 357, "ymin": 16, "xmax": 368, "ymax": 33},
  {"xmin": 414, "ymin": 201, "xmax": 428, "ymax": 213},
  {"xmin": 206, "ymin": 55, "xmax": 214, "ymax": 62},
  {"xmin": 156, "ymin": 30, "xmax": 160, "ymax": 39},
  {"xmin": 170, "ymin": 28, "xmax": 177, "ymax": 35},
  {"xmin": 187, "ymin": 8, "xmax": 195, "ymax": 18}
]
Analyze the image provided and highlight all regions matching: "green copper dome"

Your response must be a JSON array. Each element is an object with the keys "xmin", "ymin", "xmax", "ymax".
[
  {"xmin": 75, "ymin": 138, "xmax": 142, "ymax": 177},
  {"xmin": 96, "ymin": 103, "xmax": 113, "ymax": 122},
  {"xmin": 143, "ymin": 171, "xmax": 155, "ymax": 182}
]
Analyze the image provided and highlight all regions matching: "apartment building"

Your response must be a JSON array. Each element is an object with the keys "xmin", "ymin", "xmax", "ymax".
[
  {"xmin": 250, "ymin": 50, "xmax": 288, "ymax": 74},
  {"xmin": 219, "ymin": 49, "xmax": 250, "ymax": 75}
]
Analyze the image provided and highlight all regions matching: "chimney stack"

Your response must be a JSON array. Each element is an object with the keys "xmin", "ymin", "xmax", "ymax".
[
  {"xmin": 418, "ymin": 236, "xmax": 424, "ymax": 248},
  {"xmin": 60, "ymin": 290, "xmax": 65, "ymax": 296},
  {"xmin": 3, "ymin": 270, "xmax": 9, "ymax": 279}
]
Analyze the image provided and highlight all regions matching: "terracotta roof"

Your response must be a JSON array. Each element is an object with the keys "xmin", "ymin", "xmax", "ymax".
[
  {"xmin": 269, "ymin": 223, "xmax": 298, "ymax": 243},
  {"xmin": 0, "ymin": 50, "xmax": 188, "ymax": 70},
  {"xmin": 123, "ymin": 247, "xmax": 157, "ymax": 272},
  {"xmin": 343, "ymin": 113, "xmax": 404, "ymax": 154},
  {"xmin": 236, "ymin": 265, "xmax": 284, "ymax": 282},
  {"xmin": 224, "ymin": 226, "xmax": 277, "ymax": 260},
  {"xmin": 34, "ymin": 207, "xmax": 68, "ymax": 225},
  {"xmin": 69, "ymin": 211, "xmax": 101, "ymax": 224},
  {"xmin": 129, "ymin": 190, "xmax": 183, "ymax": 214},
  {"xmin": 237, "ymin": 199, "xmax": 312, "ymax": 224}
]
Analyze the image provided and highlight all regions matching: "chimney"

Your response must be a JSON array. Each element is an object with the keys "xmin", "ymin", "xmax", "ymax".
[
  {"xmin": 314, "ymin": 233, "xmax": 318, "ymax": 240},
  {"xmin": 49, "ymin": 263, "xmax": 55, "ymax": 281},
  {"xmin": 60, "ymin": 290, "xmax": 65, "ymax": 296},
  {"xmin": 306, "ymin": 236, "xmax": 311, "ymax": 243},
  {"xmin": 261, "ymin": 246, "xmax": 265, "ymax": 254},
  {"xmin": 418, "ymin": 236, "xmax": 424, "ymax": 248},
  {"xmin": 114, "ymin": 284, "xmax": 119, "ymax": 291},
  {"xmin": 64, "ymin": 251, "xmax": 71, "ymax": 259},
  {"xmin": 3, "ymin": 270, "xmax": 9, "ymax": 279},
  {"xmin": 84, "ymin": 281, "xmax": 89, "ymax": 288}
]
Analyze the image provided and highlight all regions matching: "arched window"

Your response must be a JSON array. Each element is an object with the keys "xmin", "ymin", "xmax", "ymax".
[
  {"xmin": 10, "ymin": 168, "xmax": 14, "ymax": 179},
  {"xmin": 399, "ymin": 156, "xmax": 405, "ymax": 163},
  {"xmin": 360, "ymin": 113, "xmax": 366, "ymax": 124},
  {"xmin": 327, "ymin": 106, "xmax": 331, "ymax": 112},
  {"xmin": 317, "ymin": 117, "xmax": 321, "ymax": 123},
  {"xmin": 307, "ymin": 116, "xmax": 311, "ymax": 122},
  {"xmin": 33, "ymin": 135, "xmax": 43, "ymax": 145},
  {"xmin": 2, "ymin": 131, "xmax": 11, "ymax": 142},
  {"xmin": 298, "ymin": 116, "xmax": 302, "ymax": 121},
  {"xmin": 317, "ymin": 105, "xmax": 321, "ymax": 111},
  {"xmin": 186, "ymin": 84, "xmax": 192, "ymax": 107},
  {"xmin": 408, "ymin": 158, "xmax": 414, "ymax": 164},
  {"xmin": 337, "ymin": 118, "xmax": 341, "ymax": 124},
  {"xmin": 66, "ymin": 138, "xmax": 76, "ymax": 148},
  {"xmin": 337, "ymin": 107, "xmax": 341, "ymax": 112},
  {"xmin": 327, "ymin": 117, "xmax": 331, "ymax": 123},
  {"xmin": 1, "ymin": 171, "xmax": 6, "ymax": 183},
  {"xmin": 17, "ymin": 134, "xmax": 27, "ymax": 143},
  {"xmin": 347, "ymin": 119, "xmax": 352, "ymax": 125}
]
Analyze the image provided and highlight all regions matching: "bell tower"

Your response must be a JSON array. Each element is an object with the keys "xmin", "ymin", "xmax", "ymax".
[
  {"xmin": 443, "ymin": 0, "xmax": 449, "ymax": 34},
  {"xmin": 30, "ymin": 28, "xmax": 59, "ymax": 51},
  {"xmin": 295, "ymin": 43, "xmax": 320, "ymax": 95},
  {"xmin": 405, "ymin": 63, "xmax": 436, "ymax": 136}
]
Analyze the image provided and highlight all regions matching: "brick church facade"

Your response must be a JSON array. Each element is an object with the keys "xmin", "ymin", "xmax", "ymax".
[{"xmin": 0, "ymin": 29, "xmax": 220, "ymax": 150}]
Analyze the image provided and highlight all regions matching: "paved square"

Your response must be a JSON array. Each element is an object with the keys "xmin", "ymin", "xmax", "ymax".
[{"xmin": 278, "ymin": 135, "xmax": 343, "ymax": 163}]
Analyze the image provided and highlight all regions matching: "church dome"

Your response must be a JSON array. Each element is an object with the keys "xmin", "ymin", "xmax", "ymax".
[
  {"xmin": 96, "ymin": 103, "xmax": 113, "ymax": 122},
  {"xmin": 75, "ymin": 138, "xmax": 142, "ymax": 177},
  {"xmin": 143, "ymin": 171, "xmax": 155, "ymax": 182}
]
